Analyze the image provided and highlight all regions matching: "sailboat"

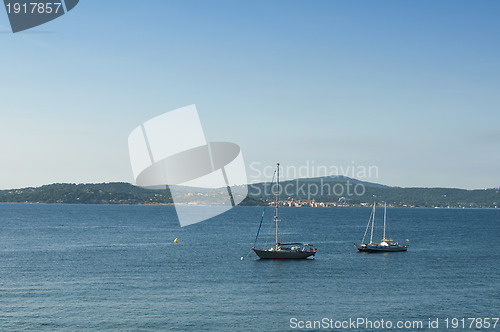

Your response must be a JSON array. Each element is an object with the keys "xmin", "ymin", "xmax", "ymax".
[
  {"xmin": 354, "ymin": 202, "xmax": 408, "ymax": 252},
  {"xmin": 252, "ymin": 163, "xmax": 317, "ymax": 259}
]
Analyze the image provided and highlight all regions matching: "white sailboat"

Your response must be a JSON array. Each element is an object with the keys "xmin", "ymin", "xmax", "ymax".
[
  {"xmin": 252, "ymin": 163, "xmax": 317, "ymax": 259},
  {"xmin": 354, "ymin": 202, "xmax": 408, "ymax": 252}
]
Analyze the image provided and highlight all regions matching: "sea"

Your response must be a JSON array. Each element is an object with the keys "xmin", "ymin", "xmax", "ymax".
[{"xmin": 0, "ymin": 204, "xmax": 499, "ymax": 331}]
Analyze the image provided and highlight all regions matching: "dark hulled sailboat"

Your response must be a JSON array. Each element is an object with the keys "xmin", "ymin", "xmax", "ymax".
[{"xmin": 252, "ymin": 163, "xmax": 317, "ymax": 259}]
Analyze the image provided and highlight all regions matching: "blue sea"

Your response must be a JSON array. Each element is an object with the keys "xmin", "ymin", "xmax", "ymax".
[{"xmin": 1, "ymin": 204, "xmax": 499, "ymax": 331}]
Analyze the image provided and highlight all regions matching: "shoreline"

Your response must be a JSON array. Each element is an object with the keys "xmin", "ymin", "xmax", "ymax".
[{"xmin": 0, "ymin": 202, "xmax": 498, "ymax": 209}]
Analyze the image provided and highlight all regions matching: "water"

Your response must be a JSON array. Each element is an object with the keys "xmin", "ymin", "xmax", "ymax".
[{"xmin": 1, "ymin": 204, "xmax": 499, "ymax": 331}]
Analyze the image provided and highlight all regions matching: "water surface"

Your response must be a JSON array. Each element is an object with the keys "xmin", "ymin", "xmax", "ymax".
[{"xmin": 1, "ymin": 204, "xmax": 499, "ymax": 331}]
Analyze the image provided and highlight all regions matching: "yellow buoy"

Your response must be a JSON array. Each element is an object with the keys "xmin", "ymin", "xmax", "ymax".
[{"xmin": 174, "ymin": 238, "xmax": 179, "ymax": 243}]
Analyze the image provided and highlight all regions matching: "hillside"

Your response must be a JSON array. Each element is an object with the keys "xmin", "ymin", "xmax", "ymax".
[
  {"xmin": 0, "ymin": 178, "xmax": 498, "ymax": 208},
  {"xmin": 246, "ymin": 176, "xmax": 499, "ymax": 208},
  {"xmin": 0, "ymin": 183, "xmax": 173, "ymax": 205}
]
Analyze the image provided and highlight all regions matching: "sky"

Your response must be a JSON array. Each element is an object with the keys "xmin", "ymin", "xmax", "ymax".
[{"xmin": 0, "ymin": 0, "xmax": 499, "ymax": 190}]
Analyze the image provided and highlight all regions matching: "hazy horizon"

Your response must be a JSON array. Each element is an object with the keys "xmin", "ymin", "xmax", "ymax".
[{"xmin": 1, "ymin": 175, "xmax": 498, "ymax": 191}]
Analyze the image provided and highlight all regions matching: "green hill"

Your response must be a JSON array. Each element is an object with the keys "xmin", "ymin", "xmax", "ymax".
[
  {"xmin": 0, "ymin": 178, "xmax": 498, "ymax": 208},
  {"xmin": 246, "ymin": 176, "xmax": 499, "ymax": 208},
  {"xmin": 0, "ymin": 182, "xmax": 173, "ymax": 204}
]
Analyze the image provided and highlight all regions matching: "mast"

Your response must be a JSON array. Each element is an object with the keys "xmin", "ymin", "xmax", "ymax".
[
  {"xmin": 361, "ymin": 205, "xmax": 373, "ymax": 244},
  {"xmin": 275, "ymin": 163, "xmax": 280, "ymax": 249},
  {"xmin": 370, "ymin": 202, "xmax": 375, "ymax": 244},
  {"xmin": 383, "ymin": 202, "xmax": 387, "ymax": 241}
]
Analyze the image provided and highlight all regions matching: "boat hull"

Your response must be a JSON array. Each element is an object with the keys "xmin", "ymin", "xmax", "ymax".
[
  {"xmin": 253, "ymin": 248, "xmax": 316, "ymax": 259},
  {"xmin": 354, "ymin": 243, "xmax": 407, "ymax": 252}
]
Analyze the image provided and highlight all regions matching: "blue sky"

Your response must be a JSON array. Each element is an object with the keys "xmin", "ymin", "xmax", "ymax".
[{"xmin": 1, "ymin": 0, "xmax": 499, "ymax": 189}]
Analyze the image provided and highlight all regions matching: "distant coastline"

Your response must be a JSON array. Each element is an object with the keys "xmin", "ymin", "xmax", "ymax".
[{"xmin": 1, "ymin": 177, "xmax": 498, "ymax": 209}]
